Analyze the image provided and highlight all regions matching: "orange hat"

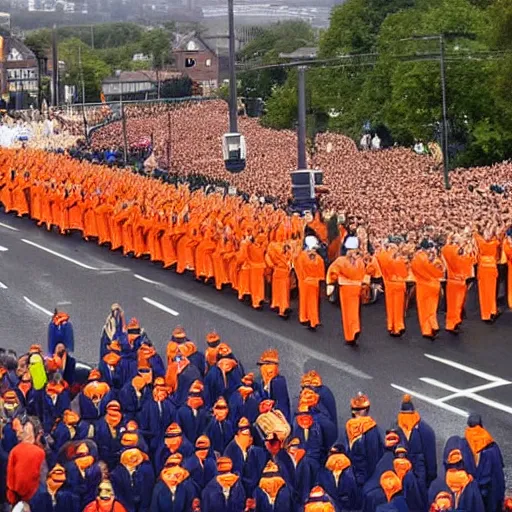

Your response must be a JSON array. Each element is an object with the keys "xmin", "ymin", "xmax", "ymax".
[
  {"xmin": 351, "ymin": 392, "xmax": 370, "ymax": 410},
  {"xmin": 121, "ymin": 432, "xmax": 139, "ymax": 447},
  {"xmin": 195, "ymin": 435, "xmax": 211, "ymax": 450},
  {"xmin": 109, "ymin": 341, "xmax": 121, "ymax": 352},
  {"xmin": 154, "ymin": 377, "xmax": 166, "ymax": 387},
  {"xmin": 88, "ymin": 369, "xmax": 102, "ymax": 381},
  {"xmin": 217, "ymin": 457, "xmax": 233, "ymax": 473},
  {"xmin": 287, "ymin": 437, "xmax": 301, "ymax": 448},
  {"xmin": 237, "ymin": 417, "xmax": 251, "ymax": 431},
  {"xmin": 29, "ymin": 344, "xmax": 42, "ymax": 354},
  {"xmin": 106, "ymin": 400, "xmax": 121, "ymax": 412},
  {"xmin": 3, "ymin": 390, "xmax": 18, "ymax": 404},
  {"xmin": 172, "ymin": 326, "xmax": 186, "ymax": 340},
  {"xmin": 504, "ymin": 497, "xmax": 512, "ymax": 511},
  {"xmin": 241, "ymin": 373, "xmax": 254, "ymax": 386},
  {"xmin": 300, "ymin": 373, "xmax": 312, "ymax": 388},
  {"xmin": 165, "ymin": 422, "xmax": 182, "ymax": 438},
  {"xmin": 258, "ymin": 349, "xmax": 279, "ymax": 365},
  {"xmin": 447, "ymin": 449, "xmax": 463, "ymax": 465},
  {"xmin": 214, "ymin": 397, "xmax": 228, "ymax": 409},
  {"xmin": 127, "ymin": 317, "xmax": 140, "ymax": 330},
  {"xmin": 164, "ymin": 453, "xmax": 183, "ymax": 467},
  {"xmin": 217, "ymin": 343, "xmax": 232, "ymax": 358},
  {"xmin": 309, "ymin": 486, "xmax": 326, "ymax": 499},
  {"xmin": 189, "ymin": 380, "xmax": 204, "ymax": 394},
  {"xmin": 76, "ymin": 443, "xmax": 90, "ymax": 457},
  {"xmin": 308, "ymin": 370, "xmax": 322, "ymax": 387},
  {"xmin": 262, "ymin": 460, "xmax": 279, "ymax": 474},
  {"xmin": 206, "ymin": 332, "xmax": 220, "ymax": 345},
  {"xmin": 394, "ymin": 445, "xmax": 408, "ymax": 456},
  {"xmin": 125, "ymin": 420, "xmax": 139, "ymax": 431}
]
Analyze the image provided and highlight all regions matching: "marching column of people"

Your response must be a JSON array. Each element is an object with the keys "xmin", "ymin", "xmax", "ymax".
[{"xmin": 0, "ymin": 306, "xmax": 508, "ymax": 512}]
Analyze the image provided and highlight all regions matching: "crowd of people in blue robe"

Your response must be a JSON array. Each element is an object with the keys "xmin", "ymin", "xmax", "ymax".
[{"xmin": 0, "ymin": 304, "xmax": 509, "ymax": 512}]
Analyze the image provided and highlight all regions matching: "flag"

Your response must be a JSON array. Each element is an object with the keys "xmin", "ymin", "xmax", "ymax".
[{"xmin": 100, "ymin": 91, "xmax": 106, "ymax": 103}]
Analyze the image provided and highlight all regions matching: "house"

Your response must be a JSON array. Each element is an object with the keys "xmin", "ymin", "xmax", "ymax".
[
  {"xmin": 172, "ymin": 33, "xmax": 222, "ymax": 96},
  {"xmin": 101, "ymin": 70, "xmax": 182, "ymax": 99}
]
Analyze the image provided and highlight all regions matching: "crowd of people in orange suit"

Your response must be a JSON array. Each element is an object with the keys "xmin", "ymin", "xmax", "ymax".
[{"xmin": 1, "ymin": 146, "xmax": 512, "ymax": 346}]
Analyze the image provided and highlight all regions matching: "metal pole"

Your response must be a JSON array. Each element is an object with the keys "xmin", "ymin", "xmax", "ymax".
[
  {"xmin": 119, "ymin": 77, "xmax": 128, "ymax": 166},
  {"xmin": 51, "ymin": 25, "xmax": 58, "ymax": 107},
  {"xmin": 228, "ymin": 0, "xmax": 238, "ymax": 133},
  {"xmin": 78, "ymin": 44, "xmax": 88, "ymax": 141},
  {"xmin": 439, "ymin": 34, "xmax": 450, "ymax": 189},
  {"xmin": 297, "ymin": 65, "xmax": 307, "ymax": 170},
  {"xmin": 90, "ymin": 25, "xmax": 95, "ymax": 50},
  {"xmin": 167, "ymin": 108, "xmax": 171, "ymax": 170}
]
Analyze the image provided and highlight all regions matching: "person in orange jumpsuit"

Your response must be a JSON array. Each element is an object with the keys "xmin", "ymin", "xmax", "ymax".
[
  {"xmin": 410, "ymin": 241, "xmax": 445, "ymax": 339},
  {"xmin": 504, "ymin": 228, "xmax": 512, "ymax": 309},
  {"xmin": 195, "ymin": 224, "xmax": 217, "ymax": 283},
  {"xmin": 12, "ymin": 172, "xmax": 30, "ymax": 217},
  {"xmin": 82, "ymin": 191, "xmax": 99, "ymax": 240},
  {"xmin": 0, "ymin": 169, "xmax": 15, "ymax": 213},
  {"xmin": 95, "ymin": 198, "xmax": 114, "ymax": 246},
  {"xmin": 212, "ymin": 227, "xmax": 231, "ymax": 291},
  {"xmin": 265, "ymin": 236, "xmax": 293, "ymax": 318},
  {"xmin": 441, "ymin": 235, "xmax": 475, "ymax": 333},
  {"xmin": 295, "ymin": 236, "xmax": 325, "ymax": 330},
  {"xmin": 248, "ymin": 233, "xmax": 267, "ymax": 309},
  {"xmin": 326, "ymin": 236, "xmax": 366, "ymax": 344},
  {"xmin": 236, "ymin": 235, "xmax": 252, "ymax": 301},
  {"xmin": 377, "ymin": 242, "xmax": 409, "ymax": 337},
  {"xmin": 474, "ymin": 229, "xmax": 501, "ymax": 322}
]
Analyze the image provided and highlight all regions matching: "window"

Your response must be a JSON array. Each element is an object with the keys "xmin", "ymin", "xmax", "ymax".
[
  {"xmin": 186, "ymin": 40, "xmax": 198, "ymax": 51},
  {"xmin": 206, "ymin": 58, "xmax": 212, "ymax": 67}
]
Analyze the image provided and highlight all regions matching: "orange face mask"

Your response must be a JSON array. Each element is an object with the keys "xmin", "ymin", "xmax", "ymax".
[
  {"xmin": 393, "ymin": 458, "xmax": 412, "ymax": 481},
  {"xmin": 63, "ymin": 410, "xmax": 80, "ymax": 426},
  {"xmin": 120, "ymin": 448, "xmax": 145, "ymax": 470},
  {"xmin": 161, "ymin": 466, "xmax": 189, "ymax": 488},
  {"xmin": 47, "ymin": 381, "xmax": 66, "ymax": 397},
  {"xmin": 132, "ymin": 376, "xmax": 146, "ymax": 392},
  {"xmin": 300, "ymin": 389, "xmax": 320, "ymax": 409},
  {"xmin": 216, "ymin": 473, "xmax": 239, "ymax": 489},
  {"xmin": 238, "ymin": 386, "xmax": 253, "ymax": 400},
  {"xmin": 446, "ymin": 469, "xmax": 472, "ymax": 494},
  {"xmin": 75, "ymin": 455, "xmax": 94, "ymax": 471},
  {"xmin": 325, "ymin": 453, "xmax": 351, "ymax": 472},
  {"xmin": 165, "ymin": 436, "xmax": 182, "ymax": 452},
  {"xmin": 103, "ymin": 352, "xmax": 121, "ymax": 367},
  {"xmin": 235, "ymin": 430, "xmax": 253, "ymax": 450},
  {"xmin": 217, "ymin": 358, "xmax": 238, "ymax": 375},
  {"xmin": 432, "ymin": 491, "xmax": 453, "ymax": 510},
  {"xmin": 213, "ymin": 405, "xmax": 229, "ymax": 422},
  {"xmin": 380, "ymin": 471, "xmax": 402, "ymax": 503},
  {"xmin": 196, "ymin": 449, "xmax": 209, "ymax": 461},
  {"xmin": 47, "ymin": 465, "xmax": 66, "ymax": 494},
  {"xmin": 259, "ymin": 476, "xmax": 286, "ymax": 499},
  {"xmin": 187, "ymin": 396, "xmax": 204, "ymax": 410},
  {"xmin": 153, "ymin": 387, "xmax": 168, "ymax": 402},
  {"xmin": 105, "ymin": 409, "xmax": 122, "ymax": 427},
  {"xmin": 260, "ymin": 364, "xmax": 278, "ymax": 385},
  {"xmin": 296, "ymin": 415, "xmax": 314, "ymax": 430}
]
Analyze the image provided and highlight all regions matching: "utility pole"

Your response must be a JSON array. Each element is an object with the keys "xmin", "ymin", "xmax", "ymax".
[
  {"xmin": 439, "ymin": 34, "xmax": 450, "ymax": 189},
  {"xmin": 51, "ymin": 25, "xmax": 59, "ymax": 107},
  {"xmin": 227, "ymin": 0, "xmax": 238, "ymax": 133},
  {"xmin": 297, "ymin": 66, "xmax": 307, "ymax": 170},
  {"xmin": 167, "ymin": 107, "xmax": 171, "ymax": 171},
  {"xmin": 90, "ymin": 25, "xmax": 95, "ymax": 50},
  {"xmin": 78, "ymin": 44, "xmax": 88, "ymax": 141}
]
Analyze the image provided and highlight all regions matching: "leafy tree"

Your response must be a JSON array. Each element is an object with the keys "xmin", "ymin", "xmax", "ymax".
[{"xmin": 141, "ymin": 28, "xmax": 173, "ymax": 69}]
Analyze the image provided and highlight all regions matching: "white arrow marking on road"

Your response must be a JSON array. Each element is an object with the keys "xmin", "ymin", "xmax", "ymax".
[
  {"xmin": 21, "ymin": 239, "xmax": 98, "ymax": 270},
  {"xmin": 0, "ymin": 245, "xmax": 8, "ymax": 251},
  {"xmin": 143, "ymin": 297, "xmax": 180, "ymax": 316},
  {"xmin": 0, "ymin": 281, "xmax": 7, "ymax": 289},
  {"xmin": 0, "ymin": 222, "xmax": 18, "ymax": 231},
  {"xmin": 23, "ymin": 296, "xmax": 53, "ymax": 317},
  {"xmin": 391, "ymin": 384, "xmax": 469, "ymax": 417}
]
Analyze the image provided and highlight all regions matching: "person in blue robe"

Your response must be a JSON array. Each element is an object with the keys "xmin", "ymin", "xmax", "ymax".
[
  {"xmin": 344, "ymin": 393, "xmax": 384, "ymax": 488},
  {"xmin": 201, "ymin": 456, "xmax": 246, "ymax": 512},
  {"xmin": 78, "ymin": 373, "xmax": 115, "ymax": 423},
  {"xmin": 15, "ymin": 373, "xmax": 37, "ymax": 416},
  {"xmin": 256, "ymin": 350, "xmax": 290, "ymax": 423},
  {"xmin": 0, "ymin": 390, "xmax": 23, "ymax": 453},
  {"xmin": 48, "ymin": 311, "xmax": 74, "ymax": 355},
  {"xmin": 373, "ymin": 470, "xmax": 409, "ymax": 512},
  {"xmin": 228, "ymin": 373, "xmax": 261, "ymax": 426},
  {"xmin": 99, "ymin": 343, "xmax": 125, "ymax": 392},
  {"xmin": 30, "ymin": 463, "xmax": 80, "ymax": 512},
  {"xmin": 252, "ymin": 460, "xmax": 294, "ymax": 512},
  {"xmin": 139, "ymin": 378, "xmax": 176, "ymax": 456},
  {"xmin": 427, "ymin": 446, "xmax": 484, "ymax": 512},
  {"xmin": 42, "ymin": 376, "xmax": 71, "ymax": 433},
  {"xmin": 392, "ymin": 446, "xmax": 427, "ymax": 512},
  {"xmin": 317, "ymin": 444, "xmax": 360, "ymax": 511},
  {"xmin": 116, "ymin": 332, "xmax": 140, "ymax": 387},
  {"xmin": 150, "ymin": 453, "xmax": 198, "ymax": 512},
  {"xmin": 171, "ymin": 355, "xmax": 203, "ymax": 408},
  {"xmin": 64, "ymin": 442, "xmax": 103, "ymax": 511},
  {"xmin": 301, "ymin": 370, "xmax": 338, "ymax": 430},
  {"xmin": 183, "ymin": 435, "xmax": 217, "ymax": 492},
  {"xmin": 176, "ymin": 380, "xmax": 210, "ymax": 443},
  {"xmin": 50, "ymin": 409, "xmax": 91, "ymax": 467},
  {"xmin": 100, "ymin": 303, "xmax": 126, "ymax": 358},
  {"xmin": 204, "ymin": 344, "xmax": 244, "ymax": 407},
  {"xmin": 154, "ymin": 422, "xmax": 194, "ymax": 475},
  {"xmin": 118, "ymin": 374, "xmax": 150, "ymax": 423},
  {"xmin": 395, "ymin": 394, "xmax": 435, "ymax": 488},
  {"xmin": 54, "ymin": 344, "xmax": 76, "ymax": 387},
  {"xmin": 205, "ymin": 396, "xmax": 235, "ymax": 455},
  {"xmin": 463, "ymin": 414, "xmax": 505, "ymax": 512},
  {"xmin": 293, "ymin": 410, "xmax": 326, "ymax": 462},
  {"xmin": 110, "ymin": 447, "xmax": 155, "ymax": 512},
  {"xmin": 94, "ymin": 400, "xmax": 123, "ymax": 469},
  {"xmin": 138, "ymin": 341, "xmax": 165, "ymax": 379},
  {"xmin": 303, "ymin": 486, "xmax": 338, "ymax": 512},
  {"xmin": 224, "ymin": 417, "xmax": 269, "ymax": 496},
  {"xmin": 171, "ymin": 327, "xmax": 206, "ymax": 377}
]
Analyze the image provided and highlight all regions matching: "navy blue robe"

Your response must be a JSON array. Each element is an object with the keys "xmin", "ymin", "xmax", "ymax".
[
  {"xmin": 100, "ymin": 314, "xmax": 124, "ymax": 358},
  {"xmin": 228, "ymin": 389, "xmax": 261, "ymax": 426},
  {"xmin": 139, "ymin": 398, "xmax": 176, "ymax": 455},
  {"xmin": 292, "ymin": 422, "xmax": 326, "ymax": 462},
  {"xmin": 1, "ymin": 420, "xmax": 19, "ymax": 453},
  {"xmin": 298, "ymin": 406, "xmax": 338, "ymax": 456},
  {"xmin": 375, "ymin": 494, "xmax": 410, "ymax": 512},
  {"xmin": 205, "ymin": 418, "xmax": 235, "ymax": 455},
  {"xmin": 401, "ymin": 469, "xmax": 427, "ymax": 512},
  {"xmin": 64, "ymin": 461, "xmax": 102, "ymax": 511},
  {"xmin": 176, "ymin": 404, "xmax": 210, "ymax": 443},
  {"xmin": 428, "ymin": 478, "xmax": 485, "ymax": 512},
  {"xmin": 119, "ymin": 382, "xmax": 150, "ymax": 422},
  {"xmin": 78, "ymin": 391, "xmax": 115, "ymax": 423},
  {"xmin": 201, "ymin": 477, "xmax": 246, "ymax": 512},
  {"xmin": 344, "ymin": 422, "xmax": 384, "ymax": 487},
  {"xmin": 184, "ymin": 453, "xmax": 217, "ymax": 491},
  {"xmin": 118, "ymin": 334, "xmax": 139, "ymax": 385},
  {"xmin": 224, "ymin": 441, "xmax": 269, "ymax": 496},
  {"xmin": 154, "ymin": 437, "xmax": 195, "ymax": 474},
  {"xmin": 147, "ymin": 353, "xmax": 165, "ymax": 379},
  {"xmin": 94, "ymin": 418, "xmax": 122, "ymax": 469},
  {"xmin": 253, "ymin": 485, "xmax": 294, "ymax": 512},
  {"xmin": 15, "ymin": 387, "xmax": 37, "ymax": 416},
  {"xmin": 150, "ymin": 478, "xmax": 198, "ymax": 512},
  {"xmin": 110, "ymin": 460, "xmax": 155, "ymax": 512},
  {"xmin": 204, "ymin": 364, "xmax": 243, "ymax": 407},
  {"xmin": 309, "ymin": 384, "xmax": 338, "ymax": 429},
  {"xmin": 42, "ymin": 390, "xmax": 71, "ymax": 433},
  {"xmin": 51, "ymin": 420, "xmax": 91, "ymax": 466},
  {"xmin": 98, "ymin": 360, "xmax": 124, "ymax": 392},
  {"xmin": 29, "ymin": 485, "xmax": 80, "ymax": 512},
  {"xmin": 180, "ymin": 348, "xmax": 206, "ymax": 378},
  {"xmin": 48, "ymin": 320, "xmax": 74, "ymax": 354},
  {"xmin": 258, "ymin": 376, "xmax": 291, "ymax": 423},
  {"xmin": 172, "ymin": 364, "xmax": 203, "ymax": 408},
  {"xmin": 317, "ymin": 466, "xmax": 361, "ymax": 511},
  {"xmin": 61, "ymin": 355, "xmax": 76, "ymax": 387}
]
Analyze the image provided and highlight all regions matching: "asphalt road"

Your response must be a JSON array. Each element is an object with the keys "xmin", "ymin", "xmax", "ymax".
[{"xmin": 1, "ymin": 210, "xmax": 511, "ymax": 491}]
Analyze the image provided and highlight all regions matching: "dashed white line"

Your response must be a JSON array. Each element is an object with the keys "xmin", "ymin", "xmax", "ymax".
[
  {"xmin": 0, "ymin": 245, "xmax": 8, "ymax": 251},
  {"xmin": 23, "ymin": 296, "xmax": 53, "ymax": 317},
  {"xmin": 424, "ymin": 354, "xmax": 504, "ymax": 383},
  {"xmin": 143, "ymin": 297, "xmax": 180, "ymax": 316},
  {"xmin": 0, "ymin": 222, "xmax": 18, "ymax": 231},
  {"xmin": 391, "ymin": 383, "xmax": 469, "ymax": 417},
  {"xmin": 0, "ymin": 281, "xmax": 7, "ymax": 289},
  {"xmin": 21, "ymin": 239, "xmax": 98, "ymax": 270},
  {"xmin": 134, "ymin": 274, "xmax": 160, "ymax": 285}
]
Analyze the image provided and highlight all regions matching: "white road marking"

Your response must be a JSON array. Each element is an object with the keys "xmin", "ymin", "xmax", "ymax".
[
  {"xmin": 0, "ymin": 281, "xmax": 7, "ymax": 289},
  {"xmin": 419, "ymin": 378, "xmax": 512, "ymax": 415},
  {"xmin": 426, "ymin": 380, "xmax": 511, "ymax": 402},
  {"xmin": 424, "ymin": 353, "xmax": 504, "ymax": 383},
  {"xmin": 391, "ymin": 384, "xmax": 469, "ymax": 417},
  {"xmin": 143, "ymin": 297, "xmax": 180, "ymax": 317},
  {"xmin": 21, "ymin": 239, "xmax": 98, "ymax": 270},
  {"xmin": 135, "ymin": 273, "xmax": 371, "ymax": 378},
  {"xmin": 0, "ymin": 245, "xmax": 8, "ymax": 251},
  {"xmin": 23, "ymin": 296, "xmax": 53, "ymax": 317},
  {"xmin": 0, "ymin": 222, "xmax": 18, "ymax": 231}
]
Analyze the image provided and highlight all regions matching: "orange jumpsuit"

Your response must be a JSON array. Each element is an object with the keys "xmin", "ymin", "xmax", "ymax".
[
  {"xmin": 67, "ymin": 190, "xmax": 84, "ymax": 232},
  {"xmin": 236, "ymin": 239, "xmax": 251, "ymax": 300},
  {"xmin": 212, "ymin": 236, "xmax": 230, "ymax": 290},
  {"xmin": 82, "ymin": 195, "xmax": 99, "ymax": 239},
  {"xmin": 265, "ymin": 243, "xmax": 292, "ymax": 317},
  {"xmin": 12, "ymin": 176, "xmax": 30, "ymax": 217},
  {"xmin": 295, "ymin": 250, "xmax": 325, "ymax": 329},
  {"xmin": 30, "ymin": 182, "xmax": 42, "ymax": 221},
  {"xmin": 195, "ymin": 227, "xmax": 216, "ymax": 281},
  {"xmin": 377, "ymin": 250, "xmax": 408, "ymax": 336},
  {"xmin": 411, "ymin": 251, "xmax": 444, "ymax": 337},
  {"xmin": 248, "ymin": 237, "xmax": 267, "ymax": 308},
  {"xmin": 95, "ymin": 201, "xmax": 113, "ymax": 245},
  {"xmin": 475, "ymin": 234, "xmax": 500, "ymax": 321},
  {"xmin": 442, "ymin": 244, "xmax": 475, "ymax": 331},
  {"xmin": 504, "ymin": 238, "xmax": 512, "ymax": 309},
  {"xmin": 327, "ymin": 255, "xmax": 366, "ymax": 343},
  {"xmin": 161, "ymin": 221, "xmax": 178, "ymax": 268}
]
